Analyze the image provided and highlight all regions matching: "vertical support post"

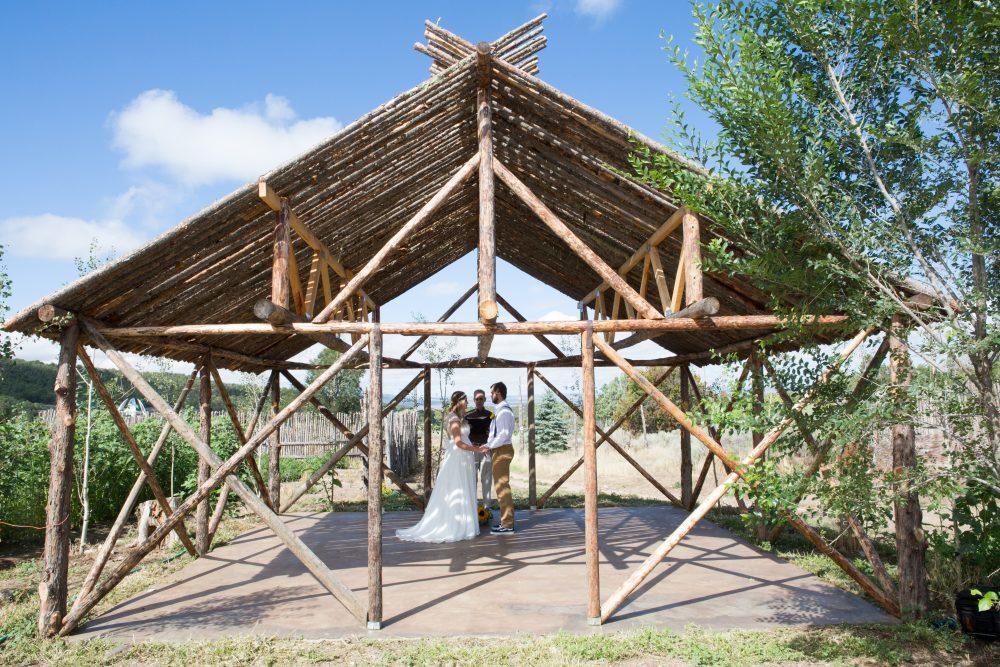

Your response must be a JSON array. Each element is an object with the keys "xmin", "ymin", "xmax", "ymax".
[
  {"xmin": 196, "ymin": 359, "xmax": 211, "ymax": 555},
  {"xmin": 476, "ymin": 42, "xmax": 497, "ymax": 359},
  {"xmin": 890, "ymin": 314, "xmax": 928, "ymax": 618},
  {"xmin": 422, "ymin": 365, "xmax": 432, "ymax": 501},
  {"xmin": 367, "ymin": 324, "xmax": 384, "ymax": 630},
  {"xmin": 272, "ymin": 198, "xmax": 292, "ymax": 310},
  {"xmin": 679, "ymin": 366, "xmax": 693, "ymax": 508},
  {"xmin": 268, "ymin": 371, "xmax": 282, "ymax": 511},
  {"xmin": 581, "ymin": 322, "xmax": 600, "ymax": 625},
  {"xmin": 682, "ymin": 209, "xmax": 703, "ymax": 304},
  {"xmin": 38, "ymin": 321, "xmax": 79, "ymax": 637},
  {"xmin": 527, "ymin": 363, "xmax": 537, "ymax": 510}
]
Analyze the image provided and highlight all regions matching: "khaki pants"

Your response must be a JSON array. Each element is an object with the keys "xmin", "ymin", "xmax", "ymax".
[{"xmin": 490, "ymin": 444, "xmax": 515, "ymax": 528}]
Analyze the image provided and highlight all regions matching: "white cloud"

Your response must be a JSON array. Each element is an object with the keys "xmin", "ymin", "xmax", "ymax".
[
  {"xmin": 422, "ymin": 280, "xmax": 463, "ymax": 296},
  {"xmin": 111, "ymin": 90, "xmax": 342, "ymax": 186},
  {"xmin": 576, "ymin": 0, "xmax": 622, "ymax": 20},
  {"xmin": 0, "ymin": 213, "xmax": 144, "ymax": 260}
]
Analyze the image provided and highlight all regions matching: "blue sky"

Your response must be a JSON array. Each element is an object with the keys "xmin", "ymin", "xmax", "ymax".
[{"xmin": 1, "ymin": 0, "xmax": 720, "ymax": 394}]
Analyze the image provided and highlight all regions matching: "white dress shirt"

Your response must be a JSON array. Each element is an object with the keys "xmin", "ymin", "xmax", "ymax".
[{"xmin": 486, "ymin": 400, "xmax": 515, "ymax": 449}]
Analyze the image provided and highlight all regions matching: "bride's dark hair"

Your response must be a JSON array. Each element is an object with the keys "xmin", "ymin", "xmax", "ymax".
[{"xmin": 448, "ymin": 391, "xmax": 467, "ymax": 413}]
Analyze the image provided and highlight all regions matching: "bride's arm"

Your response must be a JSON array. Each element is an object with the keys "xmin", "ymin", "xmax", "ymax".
[{"xmin": 449, "ymin": 418, "xmax": 482, "ymax": 452}]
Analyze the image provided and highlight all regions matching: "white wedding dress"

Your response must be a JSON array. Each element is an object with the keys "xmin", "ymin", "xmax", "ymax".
[{"xmin": 396, "ymin": 412, "xmax": 479, "ymax": 543}]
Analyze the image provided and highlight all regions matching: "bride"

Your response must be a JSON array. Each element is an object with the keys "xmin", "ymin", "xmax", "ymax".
[{"xmin": 396, "ymin": 391, "xmax": 488, "ymax": 543}]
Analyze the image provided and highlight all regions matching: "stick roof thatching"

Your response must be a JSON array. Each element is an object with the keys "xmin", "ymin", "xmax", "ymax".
[{"xmin": 3, "ymin": 19, "xmax": 844, "ymax": 371}]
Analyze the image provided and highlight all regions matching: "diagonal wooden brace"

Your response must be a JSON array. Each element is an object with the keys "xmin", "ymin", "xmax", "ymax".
[
  {"xmin": 537, "ymin": 367, "xmax": 677, "ymax": 507},
  {"xmin": 210, "ymin": 365, "xmax": 272, "ymax": 509},
  {"xmin": 593, "ymin": 338, "xmax": 741, "ymax": 472},
  {"xmin": 71, "ymin": 367, "xmax": 199, "ymax": 612},
  {"xmin": 60, "ymin": 322, "xmax": 370, "ymax": 635},
  {"xmin": 279, "ymin": 369, "xmax": 427, "ymax": 511},
  {"xmin": 76, "ymin": 347, "xmax": 197, "ymax": 557},
  {"xmin": 532, "ymin": 368, "xmax": 681, "ymax": 506},
  {"xmin": 598, "ymin": 328, "xmax": 880, "ymax": 622}
]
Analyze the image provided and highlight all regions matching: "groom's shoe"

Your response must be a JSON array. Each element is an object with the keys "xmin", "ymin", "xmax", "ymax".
[{"xmin": 491, "ymin": 525, "xmax": 514, "ymax": 535}]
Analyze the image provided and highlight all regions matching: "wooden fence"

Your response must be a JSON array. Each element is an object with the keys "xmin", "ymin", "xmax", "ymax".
[{"xmin": 38, "ymin": 408, "xmax": 421, "ymax": 477}]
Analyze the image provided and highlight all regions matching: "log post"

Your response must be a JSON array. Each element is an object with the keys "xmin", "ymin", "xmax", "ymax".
[
  {"xmin": 751, "ymin": 353, "xmax": 766, "ymax": 532},
  {"xmin": 477, "ymin": 42, "xmax": 497, "ymax": 359},
  {"xmin": 423, "ymin": 365, "xmax": 432, "ymax": 502},
  {"xmin": 367, "ymin": 325, "xmax": 384, "ymax": 630},
  {"xmin": 268, "ymin": 371, "xmax": 282, "ymax": 510},
  {"xmin": 527, "ymin": 364, "xmax": 537, "ymax": 509},
  {"xmin": 37, "ymin": 321, "xmax": 78, "ymax": 637},
  {"xmin": 581, "ymin": 323, "xmax": 600, "ymax": 624},
  {"xmin": 679, "ymin": 366, "xmax": 692, "ymax": 508},
  {"xmin": 272, "ymin": 198, "xmax": 292, "ymax": 310},
  {"xmin": 890, "ymin": 314, "xmax": 928, "ymax": 618},
  {"xmin": 196, "ymin": 360, "xmax": 211, "ymax": 555},
  {"xmin": 682, "ymin": 210, "xmax": 703, "ymax": 304}
]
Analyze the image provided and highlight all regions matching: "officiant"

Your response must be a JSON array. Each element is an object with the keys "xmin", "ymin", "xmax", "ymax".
[{"xmin": 465, "ymin": 389, "xmax": 494, "ymax": 508}]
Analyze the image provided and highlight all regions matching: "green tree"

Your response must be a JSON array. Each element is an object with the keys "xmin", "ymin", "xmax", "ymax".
[
  {"xmin": 306, "ymin": 347, "xmax": 363, "ymax": 413},
  {"xmin": 639, "ymin": 0, "xmax": 998, "ymax": 612},
  {"xmin": 596, "ymin": 368, "xmax": 685, "ymax": 434},
  {"xmin": 535, "ymin": 392, "xmax": 570, "ymax": 453}
]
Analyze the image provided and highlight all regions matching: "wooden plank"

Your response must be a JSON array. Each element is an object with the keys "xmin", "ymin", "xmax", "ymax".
[
  {"xmin": 670, "ymin": 249, "xmax": 686, "ymax": 313},
  {"xmin": 682, "ymin": 210, "xmax": 703, "ymax": 304},
  {"xmin": 581, "ymin": 323, "xmax": 600, "ymax": 624},
  {"xmin": 494, "ymin": 158, "xmax": 661, "ymax": 320},
  {"xmin": 367, "ymin": 325, "xmax": 384, "ymax": 629},
  {"xmin": 648, "ymin": 246, "xmax": 670, "ymax": 314},
  {"xmin": 313, "ymin": 152, "xmax": 481, "ymax": 323},
  {"xmin": 37, "ymin": 323, "xmax": 78, "ymax": 637}
]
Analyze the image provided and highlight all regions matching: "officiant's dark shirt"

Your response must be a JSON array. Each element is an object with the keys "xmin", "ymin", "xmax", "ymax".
[{"xmin": 465, "ymin": 408, "xmax": 494, "ymax": 445}]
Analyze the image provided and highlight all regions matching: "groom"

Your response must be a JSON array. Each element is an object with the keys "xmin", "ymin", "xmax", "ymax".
[{"xmin": 485, "ymin": 382, "xmax": 516, "ymax": 534}]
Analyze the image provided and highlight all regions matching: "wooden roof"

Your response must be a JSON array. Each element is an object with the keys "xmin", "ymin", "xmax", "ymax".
[{"xmin": 4, "ymin": 20, "xmax": 822, "ymax": 371}]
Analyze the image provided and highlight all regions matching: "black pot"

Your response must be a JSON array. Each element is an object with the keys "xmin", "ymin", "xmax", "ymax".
[{"xmin": 955, "ymin": 587, "xmax": 1000, "ymax": 641}]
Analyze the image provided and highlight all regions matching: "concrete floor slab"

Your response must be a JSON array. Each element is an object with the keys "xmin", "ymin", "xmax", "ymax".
[{"xmin": 74, "ymin": 507, "xmax": 892, "ymax": 641}]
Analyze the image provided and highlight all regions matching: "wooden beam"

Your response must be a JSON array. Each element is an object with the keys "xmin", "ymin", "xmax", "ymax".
[
  {"xmin": 99, "ymin": 313, "xmax": 848, "ymax": 338},
  {"xmin": 304, "ymin": 252, "xmax": 322, "ymax": 318},
  {"xmin": 682, "ymin": 210, "xmax": 703, "ymax": 305},
  {"xmin": 400, "ymin": 283, "xmax": 477, "ymax": 361},
  {"xmin": 648, "ymin": 246, "xmax": 671, "ymax": 314},
  {"xmin": 313, "ymin": 152, "xmax": 481, "ymax": 323},
  {"xmin": 76, "ymin": 347, "xmax": 198, "ymax": 557},
  {"xmin": 37, "ymin": 322, "xmax": 78, "ymax": 637},
  {"xmin": 423, "ymin": 366, "xmax": 432, "ymax": 501},
  {"xmin": 581, "ymin": 323, "xmax": 600, "ymax": 625},
  {"xmin": 598, "ymin": 328, "xmax": 877, "ymax": 623},
  {"xmin": 366, "ymin": 327, "xmax": 384, "ymax": 629},
  {"xmin": 579, "ymin": 208, "xmax": 685, "ymax": 307},
  {"xmin": 210, "ymin": 365, "xmax": 272, "ymax": 510},
  {"xmin": 196, "ymin": 362, "xmax": 211, "ymax": 555},
  {"xmin": 61, "ymin": 324, "xmax": 371, "ymax": 635},
  {"xmin": 534, "ymin": 368, "xmax": 682, "ymax": 506},
  {"xmin": 268, "ymin": 371, "xmax": 281, "ymax": 511},
  {"xmin": 477, "ymin": 42, "xmax": 497, "ymax": 333},
  {"xmin": 494, "ymin": 158, "xmax": 662, "ymax": 320},
  {"xmin": 593, "ymin": 338, "xmax": 742, "ymax": 472},
  {"xmin": 680, "ymin": 366, "xmax": 693, "ymax": 508},
  {"xmin": 527, "ymin": 364, "xmax": 537, "ymax": 508},
  {"xmin": 272, "ymin": 200, "xmax": 292, "ymax": 310}
]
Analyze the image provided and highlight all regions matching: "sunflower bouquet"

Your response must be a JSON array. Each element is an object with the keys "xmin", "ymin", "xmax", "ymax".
[{"xmin": 477, "ymin": 504, "xmax": 492, "ymax": 525}]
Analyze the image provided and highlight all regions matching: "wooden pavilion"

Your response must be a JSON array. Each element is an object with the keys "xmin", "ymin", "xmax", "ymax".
[{"xmin": 6, "ymin": 15, "xmax": 925, "ymax": 637}]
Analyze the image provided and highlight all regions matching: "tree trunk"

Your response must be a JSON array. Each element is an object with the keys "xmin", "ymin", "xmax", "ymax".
[{"xmin": 890, "ymin": 314, "xmax": 928, "ymax": 618}]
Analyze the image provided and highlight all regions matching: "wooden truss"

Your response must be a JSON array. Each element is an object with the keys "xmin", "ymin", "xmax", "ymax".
[{"xmin": 30, "ymin": 16, "xmax": 912, "ymax": 638}]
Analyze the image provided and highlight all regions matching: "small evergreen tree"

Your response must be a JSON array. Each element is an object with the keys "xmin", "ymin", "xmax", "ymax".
[{"xmin": 535, "ymin": 392, "xmax": 570, "ymax": 453}]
